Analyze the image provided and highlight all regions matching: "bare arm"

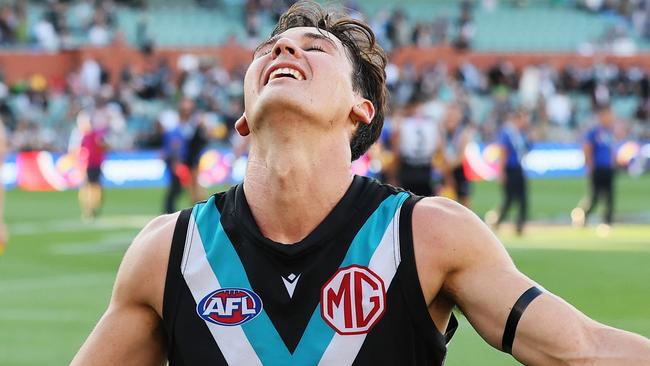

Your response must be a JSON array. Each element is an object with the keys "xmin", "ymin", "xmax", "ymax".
[
  {"xmin": 71, "ymin": 213, "xmax": 179, "ymax": 365},
  {"xmin": 413, "ymin": 198, "xmax": 650, "ymax": 366}
]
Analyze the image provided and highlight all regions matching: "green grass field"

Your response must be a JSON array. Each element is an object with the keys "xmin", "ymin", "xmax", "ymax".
[{"xmin": 1, "ymin": 176, "xmax": 649, "ymax": 365}]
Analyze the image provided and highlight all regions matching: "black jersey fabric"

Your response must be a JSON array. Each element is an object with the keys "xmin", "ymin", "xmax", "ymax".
[{"xmin": 163, "ymin": 175, "xmax": 457, "ymax": 365}]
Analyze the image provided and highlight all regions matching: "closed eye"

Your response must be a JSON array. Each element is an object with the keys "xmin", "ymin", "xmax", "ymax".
[{"xmin": 305, "ymin": 45, "xmax": 325, "ymax": 52}]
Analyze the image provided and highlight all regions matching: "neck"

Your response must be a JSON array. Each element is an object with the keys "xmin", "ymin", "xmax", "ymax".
[{"xmin": 243, "ymin": 126, "xmax": 353, "ymax": 244}]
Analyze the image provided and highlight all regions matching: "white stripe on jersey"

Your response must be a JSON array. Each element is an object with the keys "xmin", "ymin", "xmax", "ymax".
[
  {"xmin": 317, "ymin": 206, "xmax": 403, "ymax": 365},
  {"xmin": 182, "ymin": 212, "xmax": 263, "ymax": 366}
]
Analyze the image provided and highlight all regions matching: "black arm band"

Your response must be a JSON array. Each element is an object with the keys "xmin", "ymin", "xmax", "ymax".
[{"xmin": 501, "ymin": 286, "xmax": 543, "ymax": 354}]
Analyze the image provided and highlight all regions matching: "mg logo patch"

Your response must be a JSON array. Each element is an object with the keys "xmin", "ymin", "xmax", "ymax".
[
  {"xmin": 197, "ymin": 288, "xmax": 263, "ymax": 326},
  {"xmin": 320, "ymin": 265, "xmax": 386, "ymax": 335}
]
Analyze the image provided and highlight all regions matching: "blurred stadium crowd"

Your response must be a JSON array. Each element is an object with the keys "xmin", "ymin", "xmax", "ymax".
[{"xmin": 0, "ymin": 0, "xmax": 649, "ymax": 158}]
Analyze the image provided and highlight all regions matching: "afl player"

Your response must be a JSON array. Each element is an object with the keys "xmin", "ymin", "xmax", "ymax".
[
  {"xmin": 442, "ymin": 102, "xmax": 473, "ymax": 207},
  {"xmin": 573, "ymin": 105, "xmax": 617, "ymax": 228},
  {"xmin": 73, "ymin": 2, "xmax": 650, "ymax": 365},
  {"xmin": 391, "ymin": 93, "xmax": 443, "ymax": 196}
]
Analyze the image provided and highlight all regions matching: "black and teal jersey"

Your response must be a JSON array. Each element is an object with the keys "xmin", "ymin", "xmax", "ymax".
[{"xmin": 162, "ymin": 175, "xmax": 457, "ymax": 365}]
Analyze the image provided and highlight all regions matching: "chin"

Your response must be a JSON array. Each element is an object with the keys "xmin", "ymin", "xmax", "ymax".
[{"xmin": 252, "ymin": 90, "xmax": 319, "ymax": 123}]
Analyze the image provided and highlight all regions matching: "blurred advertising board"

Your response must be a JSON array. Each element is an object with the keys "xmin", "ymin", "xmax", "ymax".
[
  {"xmin": 4, "ymin": 142, "xmax": 649, "ymax": 191},
  {"xmin": 463, "ymin": 141, "xmax": 649, "ymax": 181}
]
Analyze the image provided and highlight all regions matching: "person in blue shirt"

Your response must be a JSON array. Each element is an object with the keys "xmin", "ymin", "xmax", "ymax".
[
  {"xmin": 495, "ymin": 107, "xmax": 532, "ymax": 235},
  {"xmin": 162, "ymin": 116, "xmax": 188, "ymax": 214},
  {"xmin": 162, "ymin": 98, "xmax": 203, "ymax": 214},
  {"xmin": 574, "ymin": 105, "xmax": 617, "ymax": 227}
]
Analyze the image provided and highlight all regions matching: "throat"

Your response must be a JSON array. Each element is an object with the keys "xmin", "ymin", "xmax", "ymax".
[{"xmin": 243, "ymin": 142, "xmax": 353, "ymax": 244}]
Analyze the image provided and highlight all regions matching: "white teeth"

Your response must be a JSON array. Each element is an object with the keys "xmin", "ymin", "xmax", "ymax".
[{"xmin": 269, "ymin": 67, "xmax": 304, "ymax": 82}]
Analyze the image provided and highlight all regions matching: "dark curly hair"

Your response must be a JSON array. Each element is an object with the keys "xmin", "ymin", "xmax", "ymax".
[{"xmin": 269, "ymin": 0, "xmax": 388, "ymax": 161}]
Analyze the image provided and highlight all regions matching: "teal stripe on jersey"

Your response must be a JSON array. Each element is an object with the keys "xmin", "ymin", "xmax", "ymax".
[
  {"xmin": 193, "ymin": 191, "xmax": 409, "ymax": 365},
  {"xmin": 340, "ymin": 191, "xmax": 409, "ymax": 267},
  {"xmin": 292, "ymin": 191, "xmax": 410, "ymax": 363},
  {"xmin": 193, "ymin": 197, "xmax": 292, "ymax": 365}
]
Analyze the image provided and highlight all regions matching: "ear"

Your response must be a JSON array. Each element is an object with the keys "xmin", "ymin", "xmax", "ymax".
[
  {"xmin": 350, "ymin": 99, "xmax": 375, "ymax": 127},
  {"xmin": 235, "ymin": 114, "xmax": 250, "ymax": 136}
]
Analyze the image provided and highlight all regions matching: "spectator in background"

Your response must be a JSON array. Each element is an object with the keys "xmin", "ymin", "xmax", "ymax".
[
  {"xmin": 33, "ymin": 13, "xmax": 59, "ymax": 51},
  {"xmin": 432, "ymin": 14, "xmax": 450, "ymax": 44},
  {"xmin": 80, "ymin": 57, "xmax": 102, "ymax": 96},
  {"xmin": 0, "ymin": 76, "xmax": 14, "ymax": 132},
  {"xmin": 0, "ymin": 4, "xmax": 17, "ymax": 44},
  {"xmin": 492, "ymin": 107, "xmax": 533, "ymax": 235},
  {"xmin": 573, "ymin": 105, "xmax": 617, "ymax": 230},
  {"xmin": 44, "ymin": 0, "xmax": 66, "ymax": 35},
  {"xmin": 70, "ymin": 0, "xmax": 95, "ymax": 31},
  {"xmin": 385, "ymin": 8, "xmax": 410, "ymax": 50},
  {"xmin": 412, "ymin": 22, "xmax": 433, "ymax": 47},
  {"xmin": 88, "ymin": 9, "xmax": 111, "ymax": 46},
  {"xmin": 546, "ymin": 85, "xmax": 573, "ymax": 127},
  {"xmin": 13, "ymin": 0, "xmax": 28, "ymax": 44},
  {"xmin": 454, "ymin": 0, "xmax": 475, "ymax": 49}
]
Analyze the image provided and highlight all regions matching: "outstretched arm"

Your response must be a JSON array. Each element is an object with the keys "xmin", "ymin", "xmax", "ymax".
[
  {"xmin": 71, "ymin": 213, "xmax": 179, "ymax": 366},
  {"xmin": 413, "ymin": 198, "xmax": 650, "ymax": 366}
]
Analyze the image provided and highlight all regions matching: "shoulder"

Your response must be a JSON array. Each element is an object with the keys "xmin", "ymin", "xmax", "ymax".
[
  {"xmin": 411, "ymin": 196, "xmax": 488, "ymax": 257},
  {"xmin": 132, "ymin": 213, "xmax": 179, "ymax": 254},
  {"xmin": 411, "ymin": 197, "xmax": 514, "ymax": 286},
  {"xmin": 112, "ymin": 212, "xmax": 181, "ymax": 314}
]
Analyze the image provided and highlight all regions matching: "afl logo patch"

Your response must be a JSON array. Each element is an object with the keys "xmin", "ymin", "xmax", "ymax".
[
  {"xmin": 197, "ymin": 288, "xmax": 263, "ymax": 326},
  {"xmin": 320, "ymin": 265, "xmax": 386, "ymax": 335}
]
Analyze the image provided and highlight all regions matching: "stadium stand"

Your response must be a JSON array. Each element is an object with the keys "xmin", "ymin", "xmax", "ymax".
[{"xmin": 0, "ymin": 0, "xmax": 649, "ymax": 158}]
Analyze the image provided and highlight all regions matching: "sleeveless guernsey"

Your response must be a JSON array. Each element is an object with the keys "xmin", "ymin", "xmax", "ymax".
[
  {"xmin": 162, "ymin": 175, "xmax": 457, "ymax": 365},
  {"xmin": 399, "ymin": 116, "xmax": 439, "ymax": 167}
]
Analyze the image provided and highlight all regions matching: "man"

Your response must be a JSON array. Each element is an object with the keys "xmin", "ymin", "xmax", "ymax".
[
  {"xmin": 78, "ymin": 108, "xmax": 108, "ymax": 220},
  {"xmin": 390, "ymin": 93, "xmax": 443, "ymax": 196},
  {"xmin": 181, "ymin": 98, "xmax": 208, "ymax": 207},
  {"xmin": 494, "ymin": 107, "xmax": 532, "ymax": 235},
  {"xmin": 161, "ymin": 98, "xmax": 207, "ymax": 213},
  {"xmin": 73, "ymin": 2, "xmax": 650, "ymax": 365},
  {"xmin": 442, "ymin": 102, "xmax": 474, "ymax": 207},
  {"xmin": 572, "ymin": 105, "xmax": 617, "ymax": 229}
]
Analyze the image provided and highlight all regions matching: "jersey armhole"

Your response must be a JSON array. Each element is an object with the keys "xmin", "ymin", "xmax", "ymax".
[
  {"xmin": 398, "ymin": 196, "xmax": 458, "ymax": 348},
  {"xmin": 162, "ymin": 208, "xmax": 193, "ymax": 355}
]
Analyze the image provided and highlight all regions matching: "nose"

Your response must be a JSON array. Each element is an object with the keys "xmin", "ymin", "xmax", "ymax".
[{"xmin": 272, "ymin": 37, "xmax": 301, "ymax": 59}]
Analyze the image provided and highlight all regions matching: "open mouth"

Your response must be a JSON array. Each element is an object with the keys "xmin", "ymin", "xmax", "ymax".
[{"xmin": 265, "ymin": 67, "xmax": 305, "ymax": 85}]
